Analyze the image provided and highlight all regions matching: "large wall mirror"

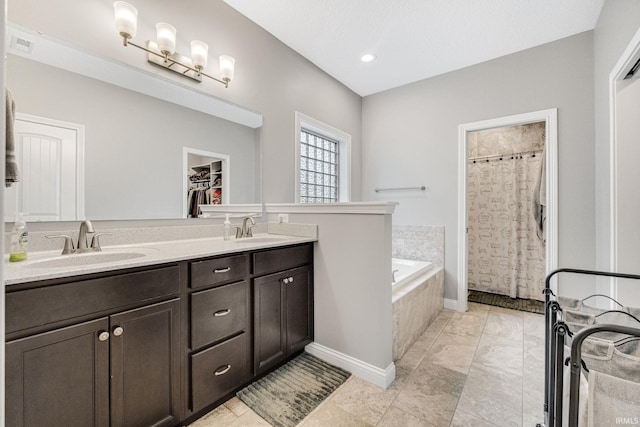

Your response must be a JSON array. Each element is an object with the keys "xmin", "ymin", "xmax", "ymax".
[{"xmin": 5, "ymin": 24, "xmax": 263, "ymax": 221}]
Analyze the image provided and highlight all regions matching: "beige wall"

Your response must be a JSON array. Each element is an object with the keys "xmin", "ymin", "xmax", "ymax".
[{"xmin": 363, "ymin": 32, "xmax": 596, "ymax": 301}]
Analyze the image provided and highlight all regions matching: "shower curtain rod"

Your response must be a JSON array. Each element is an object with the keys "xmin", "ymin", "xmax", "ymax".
[{"xmin": 468, "ymin": 149, "xmax": 543, "ymax": 162}]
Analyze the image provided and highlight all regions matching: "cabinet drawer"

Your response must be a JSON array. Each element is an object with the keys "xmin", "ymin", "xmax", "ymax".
[
  {"xmin": 191, "ymin": 281, "xmax": 249, "ymax": 349},
  {"xmin": 191, "ymin": 333, "xmax": 248, "ymax": 412},
  {"xmin": 190, "ymin": 254, "xmax": 249, "ymax": 289},
  {"xmin": 6, "ymin": 265, "xmax": 180, "ymax": 335},
  {"xmin": 253, "ymin": 244, "xmax": 313, "ymax": 276}
]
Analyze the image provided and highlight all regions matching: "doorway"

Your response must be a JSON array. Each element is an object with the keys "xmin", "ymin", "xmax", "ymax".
[
  {"xmin": 182, "ymin": 147, "xmax": 230, "ymax": 218},
  {"xmin": 4, "ymin": 113, "xmax": 85, "ymax": 221},
  {"xmin": 457, "ymin": 109, "xmax": 558, "ymax": 312},
  {"xmin": 609, "ymin": 28, "xmax": 640, "ymax": 306}
]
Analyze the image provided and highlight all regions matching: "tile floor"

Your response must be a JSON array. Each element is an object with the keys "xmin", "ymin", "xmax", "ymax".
[{"xmin": 190, "ymin": 303, "xmax": 546, "ymax": 427}]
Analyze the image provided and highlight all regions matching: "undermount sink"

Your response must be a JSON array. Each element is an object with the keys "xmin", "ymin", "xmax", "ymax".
[
  {"xmin": 25, "ymin": 249, "xmax": 154, "ymax": 269},
  {"xmin": 233, "ymin": 236, "xmax": 288, "ymax": 243}
]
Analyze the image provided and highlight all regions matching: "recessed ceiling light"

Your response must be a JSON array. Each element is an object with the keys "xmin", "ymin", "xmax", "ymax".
[{"xmin": 360, "ymin": 54, "xmax": 376, "ymax": 63}]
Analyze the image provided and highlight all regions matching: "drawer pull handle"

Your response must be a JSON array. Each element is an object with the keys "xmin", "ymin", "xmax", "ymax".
[
  {"xmin": 214, "ymin": 364, "xmax": 231, "ymax": 376},
  {"xmin": 213, "ymin": 267, "xmax": 231, "ymax": 274},
  {"xmin": 214, "ymin": 309, "xmax": 231, "ymax": 317},
  {"xmin": 98, "ymin": 331, "xmax": 110, "ymax": 342}
]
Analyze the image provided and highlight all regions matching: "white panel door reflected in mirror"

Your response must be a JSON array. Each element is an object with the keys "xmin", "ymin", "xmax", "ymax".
[{"xmin": 5, "ymin": 114, "xmax": 85, "ymax": 222}]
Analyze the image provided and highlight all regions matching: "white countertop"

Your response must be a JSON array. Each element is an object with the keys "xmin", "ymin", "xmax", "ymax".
[{"xmin": 4, "ymin": 234, "xmax": 316, "ymax": 286}]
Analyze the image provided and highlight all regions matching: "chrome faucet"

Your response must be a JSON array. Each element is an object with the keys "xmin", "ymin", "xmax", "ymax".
[
  {"xmin": 46, "ymin": 219, "xmax": 110, "ymax": 255},
  {"xmin": 236, "ymin": 216, "xmax": 256, "ymax": 238},
  {"xmin": 77, "ymin": 220, "xmax": 95, "ymax": 250}
]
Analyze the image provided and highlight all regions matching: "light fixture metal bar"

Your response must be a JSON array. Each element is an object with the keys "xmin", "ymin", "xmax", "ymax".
[
  {"xmin": 199, "ymin": 69, "xmax": 230, "ymax": 88},
  {"xmin": 141, "ymin": 39, "xmax": 201, "ymax": 82},
  {"xmin": 124, "ymin": 38, "xmax": 229, "ymax": 87}
]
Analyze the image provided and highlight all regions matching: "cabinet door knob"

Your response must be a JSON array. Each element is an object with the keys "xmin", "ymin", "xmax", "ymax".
[
  {"xmin": 214, "ymin": 309, "xmax": 231, "ymax": 317},
  {"xmin": 112, "ymin": 326, "xmax": 124, "ymax": 336},
  {"xmin": 98, "ymin": 331, "xmax": 110, "ymax": 342},
  {"xmin": 289, "ymin": 276, "xmax": 294, "ymax": 283},
  {"xmin": 283, "ymin": 277, "xmax": 289, "ymax": 284},
  {"xmin": 213, "ymin": 267, "xmax": 231, "ymax": 274},
  {"xmin": 214, "ymin": 364, "xmax": 231, "ymax": 376}
]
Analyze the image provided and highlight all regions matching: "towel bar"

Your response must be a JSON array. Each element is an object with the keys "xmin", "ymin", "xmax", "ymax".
[{"xmin": 374, "ymin": 186, "xmax": 426, "ymax": 192}]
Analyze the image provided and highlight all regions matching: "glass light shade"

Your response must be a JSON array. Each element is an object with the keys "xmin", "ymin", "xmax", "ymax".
[
  {"xmin": 191, "ymin": 40, "xmax": 209, "ymax": 69},
  {"xmin": 114, "ymin": 1, "xmax": 138, "ymax": 39},
  {"xmin": 156, "ymin": 22, "xmax": 177, "ymax": 55},
  {"xmin": 219, "ymin": 55, "xmax": 235, "ymax": 82}
]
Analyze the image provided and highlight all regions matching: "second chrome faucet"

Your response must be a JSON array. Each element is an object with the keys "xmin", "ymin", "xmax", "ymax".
[{"xmin": 236, "ymin": 216, "xmax": 256, "ymax": 238}]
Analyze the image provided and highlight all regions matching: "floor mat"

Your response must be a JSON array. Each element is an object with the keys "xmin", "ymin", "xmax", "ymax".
[
  {"xmin": 468, "ymin": 290, "xmax": 545, "ymax": 314},
  {"xmin": 236, "ymin": 352, "xmax": 351, "ymax": 427}
]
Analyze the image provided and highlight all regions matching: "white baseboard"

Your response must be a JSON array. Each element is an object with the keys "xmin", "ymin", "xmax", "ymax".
[
  {"xmin": 305, "ymin": 342, "xmax": 396, "ymax": 389},
  {"xmin": 444, "ymin": 298, "xmax": 462, "ymax": 311}
]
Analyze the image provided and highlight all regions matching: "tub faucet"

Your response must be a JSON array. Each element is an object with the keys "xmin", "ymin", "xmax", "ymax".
[{"xmin": 237, "ymin": 216, "xmax": 256, "ymax": 238}]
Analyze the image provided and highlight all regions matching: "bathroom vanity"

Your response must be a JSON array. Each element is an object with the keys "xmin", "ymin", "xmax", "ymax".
[{"xmin": 4, "ymin": 236, "xmax": 315, "ymax": 427}]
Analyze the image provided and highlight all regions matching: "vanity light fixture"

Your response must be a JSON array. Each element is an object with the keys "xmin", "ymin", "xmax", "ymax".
[{"xmin": 113, "ymin": 1, "xmax": 235, "ymax": 88}]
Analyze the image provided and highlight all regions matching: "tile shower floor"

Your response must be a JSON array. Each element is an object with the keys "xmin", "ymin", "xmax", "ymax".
[{"xmin": 190, "ymin": 303, "xmax": 545, "ymax": 427}]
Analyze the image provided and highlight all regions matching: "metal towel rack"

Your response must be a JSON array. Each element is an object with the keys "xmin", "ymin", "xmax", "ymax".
[{"xmin": 374, "ymin": 186, "xmax": 426, "ymax": 193}]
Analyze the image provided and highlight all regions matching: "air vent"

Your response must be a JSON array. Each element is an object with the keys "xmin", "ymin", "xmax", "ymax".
[{"xmin": 10, "ymin": 35, "xmax": 34, "ymax": 54}]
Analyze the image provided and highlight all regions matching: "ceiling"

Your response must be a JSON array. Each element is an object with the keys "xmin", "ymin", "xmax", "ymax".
[{"xmin": 223, "ymin": 0, "xmax": 605, "ymax": 96}]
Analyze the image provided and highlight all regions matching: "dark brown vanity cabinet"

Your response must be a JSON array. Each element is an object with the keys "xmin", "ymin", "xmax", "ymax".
[
  {"xmin": 253, "ymin": 244, "xmax": 314, "ymax": 375},
  {"xmin": 6, "ymin": 317, "xmax": 111, "ymax": 427},
  {"xmin": 188, "ymin": 255, "xmax": 251, "ymax": 413},
  {"xmin": 5, "ymin": 267, "xmax": 181, "ymax": 427},
  {"xmin": 110, "ymin": 300, "xmax": 181, "ymax": 427},
  {"xmin": 5, "ymin": 242, "xmax": 315, "ymax": 426}
]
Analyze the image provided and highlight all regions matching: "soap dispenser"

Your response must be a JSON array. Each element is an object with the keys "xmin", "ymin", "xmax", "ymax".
[
  {"xmin": 223, "ymin": 214, "xmax": 233, "ymax": 240},
  {"xmin": 9, "ymin": 213, "xmax": 28, "ymax": 262}
]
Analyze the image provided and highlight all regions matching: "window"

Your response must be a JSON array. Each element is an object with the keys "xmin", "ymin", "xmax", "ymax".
[
  {"xmin": 295, "ymin": 112, "xmax": 350, "ymax": 203},
  {"xmin": 299, "ymin": 129, "xmax": 339, "ymax": 203}
]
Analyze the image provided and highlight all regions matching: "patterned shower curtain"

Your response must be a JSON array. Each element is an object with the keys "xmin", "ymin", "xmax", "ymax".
[{"xmin": 467, "ymin": 154, "xmax": 546, "ymax": 301}]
